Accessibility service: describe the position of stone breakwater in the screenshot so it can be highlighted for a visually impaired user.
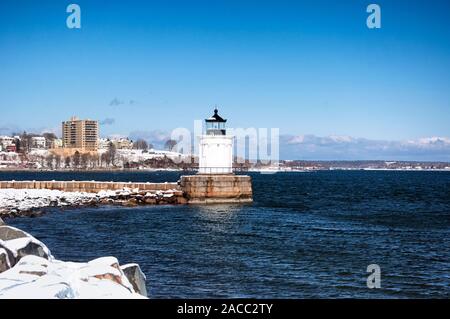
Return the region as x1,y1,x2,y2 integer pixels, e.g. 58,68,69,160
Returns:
0,180,179,193
0,223,147,298
0,188,186,219
0,175,253,218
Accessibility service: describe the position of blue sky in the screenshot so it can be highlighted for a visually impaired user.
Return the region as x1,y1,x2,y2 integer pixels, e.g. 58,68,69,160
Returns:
1,0,450,160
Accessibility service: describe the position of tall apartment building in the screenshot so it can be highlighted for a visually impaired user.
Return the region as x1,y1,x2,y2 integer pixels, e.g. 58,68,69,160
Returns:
62,117,99,151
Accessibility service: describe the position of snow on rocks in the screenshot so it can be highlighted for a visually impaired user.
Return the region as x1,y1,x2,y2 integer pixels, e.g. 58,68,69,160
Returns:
0,189,99,218
0,255,146,299
0,225,147,299
0,187,187,218
0,226,53,263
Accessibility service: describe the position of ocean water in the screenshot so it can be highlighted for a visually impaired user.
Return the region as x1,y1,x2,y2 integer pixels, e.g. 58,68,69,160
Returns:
2,170,450,298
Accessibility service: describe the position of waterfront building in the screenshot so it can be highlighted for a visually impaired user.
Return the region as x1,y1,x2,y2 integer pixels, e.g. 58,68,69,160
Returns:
5,144,16,153
0,136,14,150
31,136,46,149
198,109,233,174
98,137,133,150
113,138,133,150
98,138,111,150
50,138,63,149
62,117,98,152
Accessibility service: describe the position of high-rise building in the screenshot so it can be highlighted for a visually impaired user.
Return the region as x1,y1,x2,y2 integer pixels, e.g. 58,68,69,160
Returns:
62,116,98,151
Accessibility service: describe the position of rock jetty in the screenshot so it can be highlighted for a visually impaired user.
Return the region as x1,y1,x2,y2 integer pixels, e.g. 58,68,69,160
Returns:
0,188,186,219
0,224,147,298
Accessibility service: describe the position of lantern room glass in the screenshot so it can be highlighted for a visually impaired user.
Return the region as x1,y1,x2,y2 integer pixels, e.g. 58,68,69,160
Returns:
206,122,225,131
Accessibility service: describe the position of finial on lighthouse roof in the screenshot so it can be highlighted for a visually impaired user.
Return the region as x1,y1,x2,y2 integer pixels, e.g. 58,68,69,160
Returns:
206,107,226,122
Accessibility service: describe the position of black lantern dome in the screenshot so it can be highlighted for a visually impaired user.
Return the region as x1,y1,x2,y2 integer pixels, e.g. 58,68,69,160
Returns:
205,108,227,135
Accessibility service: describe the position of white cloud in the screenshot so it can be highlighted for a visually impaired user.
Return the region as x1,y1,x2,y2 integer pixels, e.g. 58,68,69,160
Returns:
281,134,450,161
406,137,450,147
100,118,115,125
128,130,171,148
109,98,124,106
0,124,60,137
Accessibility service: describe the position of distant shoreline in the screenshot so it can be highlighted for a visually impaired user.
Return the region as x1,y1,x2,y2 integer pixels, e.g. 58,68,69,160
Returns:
1,167,449,173
0,168,190,173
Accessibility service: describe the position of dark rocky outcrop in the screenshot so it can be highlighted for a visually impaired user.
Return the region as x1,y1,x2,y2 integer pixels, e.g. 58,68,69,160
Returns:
0,226,29,241
121,263,148,297
0,186,189,221
0,247,12,273
14,240,51,261
0,240,15,271
0,226,52,272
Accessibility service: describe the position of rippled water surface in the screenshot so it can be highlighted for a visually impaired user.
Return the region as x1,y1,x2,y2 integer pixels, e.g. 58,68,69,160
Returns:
3,170,450,298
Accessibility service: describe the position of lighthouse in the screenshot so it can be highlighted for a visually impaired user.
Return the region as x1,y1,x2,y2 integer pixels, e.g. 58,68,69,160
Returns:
179,108,252,204
198,108,233,174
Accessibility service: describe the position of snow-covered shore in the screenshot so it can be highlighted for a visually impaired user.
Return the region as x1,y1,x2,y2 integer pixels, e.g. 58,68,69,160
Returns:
0,224,147,298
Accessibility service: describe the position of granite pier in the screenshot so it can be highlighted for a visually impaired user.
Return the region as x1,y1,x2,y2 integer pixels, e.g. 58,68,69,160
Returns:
0,175,253,206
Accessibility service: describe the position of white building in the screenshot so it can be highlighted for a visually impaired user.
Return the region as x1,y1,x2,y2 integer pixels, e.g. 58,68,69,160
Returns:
198,109,233,174
0,136,14,152
113,138,133,150
98,138,111,150
31,136,46,149
51,138,63,149
98,138,133,150
0,136,14,148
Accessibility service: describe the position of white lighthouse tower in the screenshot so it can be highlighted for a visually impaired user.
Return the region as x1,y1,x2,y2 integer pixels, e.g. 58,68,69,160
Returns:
198,108,233,174
180,108,252,203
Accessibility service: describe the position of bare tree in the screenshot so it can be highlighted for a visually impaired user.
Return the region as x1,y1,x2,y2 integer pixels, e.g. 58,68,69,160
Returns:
89,153,99,169
46,154,55,169
65,156,71,168
42,132,57,148
100,153,107,167
133,139,148,151
73,151,81,168
20,131,33,153
164,139,177,151
81,153,89,169
55,155,62,169
107,142,116,166
13,137,22,153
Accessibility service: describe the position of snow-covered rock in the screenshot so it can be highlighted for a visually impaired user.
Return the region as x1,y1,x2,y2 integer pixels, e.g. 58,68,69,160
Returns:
0,255,146,299
0,226,147,299
0,186,186,218
0,225,53,268
6,236,53,261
